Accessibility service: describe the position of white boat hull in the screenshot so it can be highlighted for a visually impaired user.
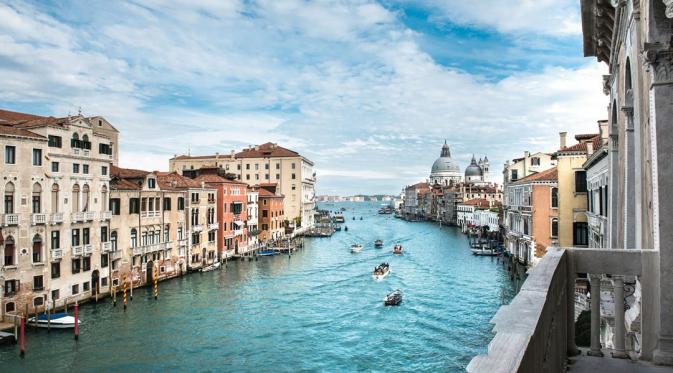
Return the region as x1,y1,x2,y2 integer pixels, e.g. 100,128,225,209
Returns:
373,268,391,281
28,316,80,329
350,245,363,253
201,262,222,272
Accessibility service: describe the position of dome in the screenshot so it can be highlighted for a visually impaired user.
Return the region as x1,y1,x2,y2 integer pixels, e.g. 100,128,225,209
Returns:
429,141,462,186
431,157,460,174
465,155,483,177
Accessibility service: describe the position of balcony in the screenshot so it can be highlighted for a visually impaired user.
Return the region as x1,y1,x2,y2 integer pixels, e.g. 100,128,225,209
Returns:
72,246,83,256
141,211,160,218
32,213,47,225
72,212,85,222
51,213,63,224
101,242,112,253
50,249,63,260
468,248,665,372
234,229,243,236
192,225,203,232
101,211,112,220
83,244,93,255
4,214,18,226
84,211,96,221
132,247,142,256
208,223,219,230
111,250,122,260
178,239,188,247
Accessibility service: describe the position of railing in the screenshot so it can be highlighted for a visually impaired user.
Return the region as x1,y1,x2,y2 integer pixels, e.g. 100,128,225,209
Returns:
4,214,18,226
101,211,112,220
178,239,188,247
132,247,142,256
72,246,84,256
141,211,160,218
51,249,63,260
72,212,85,222
32,213,47,225
164,241,172,250
51,213,63,224
84,211,96,221
101,242,112,253
468,248,653,373
208,223,219,230
192,225,203,232
111,250,122,260
83,244,93,255
234,229,243,236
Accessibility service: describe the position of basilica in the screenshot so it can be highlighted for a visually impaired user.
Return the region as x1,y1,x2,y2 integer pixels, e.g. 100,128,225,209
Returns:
429,141,490,186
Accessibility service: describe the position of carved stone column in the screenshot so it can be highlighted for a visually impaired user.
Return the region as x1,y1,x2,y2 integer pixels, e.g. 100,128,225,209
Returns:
612,276,628,358
588,274,604,357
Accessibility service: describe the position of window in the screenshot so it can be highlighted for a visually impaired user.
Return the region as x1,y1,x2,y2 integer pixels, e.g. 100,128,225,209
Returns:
99,143,113,155
48,135,62,148
177,197,185,210
192,232,201,245
265,163,269,170
292,163,296,169
208,230,216,242
262,210,268,218
163,197,172,211
111,231,118,251
52,289,60,300
102,166,108,176
551,188,558,208
5,302,15,313
531,157,540,166
129,198,140,214
255,174,259,180
32,183,42,213
276,174,280,179
4,182,14,214
51,231,60,250
573,222,589,246
551,219,559,238
4,280,18,296
131,229,137,248
246,175,250,180
72,229,80,246
3,237,15,266
73,163,80,173
191,192,199,203
82,164,89,174
276,163,280,170
164,225,169,242
191,208,199,225
101,226,108,242
291,173,296,180
33,275,44,290
32,235,42,263
81,135,91,150
603,186,608,217
71,133,80,148
51,262,61,279
33,297,44,307
32,149,42,166
83,228,90,245
52,162,59,172
575,171,587,193
148,178,156,188
5,146,16,164
110,198,121,215
246,164,250,170
72,258,81,274
72,284,79,295
82,257,91,271
255,164,259,170
511,169,518,181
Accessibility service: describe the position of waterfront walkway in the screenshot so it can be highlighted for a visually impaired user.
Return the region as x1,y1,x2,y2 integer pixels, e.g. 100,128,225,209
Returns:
570,348,673,372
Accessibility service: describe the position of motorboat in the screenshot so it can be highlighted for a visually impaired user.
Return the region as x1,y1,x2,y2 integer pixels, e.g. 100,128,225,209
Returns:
28,312,81,329
360,217,363,220
471,247,500,256
334,215,345,223
384,290,403,306
201,262,222,272
257,249,277,256
353,216,356,220
340,207,346,212
372,262,390,280
374,239,383,247
344,226,348,232
335,226,342,232
393,244,403,255
350,244,363,253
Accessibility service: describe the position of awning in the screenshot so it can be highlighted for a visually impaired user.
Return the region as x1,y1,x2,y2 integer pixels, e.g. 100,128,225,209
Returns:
234,220,245,227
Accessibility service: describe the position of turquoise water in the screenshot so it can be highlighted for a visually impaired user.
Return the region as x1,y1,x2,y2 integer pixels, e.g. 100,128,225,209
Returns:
0,202,515,372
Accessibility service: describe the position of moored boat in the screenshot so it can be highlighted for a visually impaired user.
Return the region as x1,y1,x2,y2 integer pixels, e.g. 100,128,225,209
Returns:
350,244,363,253
28,312,81,329
471,247,499,256
372,262,390,280
201,261,222,272
384,290,403,306
374,239,383,247
393,244,403,255
344,226,348,232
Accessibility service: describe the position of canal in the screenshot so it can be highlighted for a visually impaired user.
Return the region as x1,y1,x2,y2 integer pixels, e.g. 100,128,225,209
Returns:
0,202,516,372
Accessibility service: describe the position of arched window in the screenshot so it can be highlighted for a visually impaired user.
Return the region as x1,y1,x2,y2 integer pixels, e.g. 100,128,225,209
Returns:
4,236,15,266
51,184,60,213
4,182,15,214
32,234,42,263
154,229,160,244
142,230,148,246
164,224,170,242
551,218,559,238
81,134,90,150
82,184,90,212
72,184,80,213
551,187,558,208
111,231,118,251
32,183,42,214
71,133,80,148
131,228,137,248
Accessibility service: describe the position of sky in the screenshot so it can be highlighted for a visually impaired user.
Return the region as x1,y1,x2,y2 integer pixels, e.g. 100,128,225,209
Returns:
0,0,608,196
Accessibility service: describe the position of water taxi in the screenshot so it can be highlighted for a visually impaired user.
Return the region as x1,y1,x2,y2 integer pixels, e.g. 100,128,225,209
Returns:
350,244,363,253
374,239,383,247
471,247,499,256
372,263,390,280
393,244,403,255
384,290,403,306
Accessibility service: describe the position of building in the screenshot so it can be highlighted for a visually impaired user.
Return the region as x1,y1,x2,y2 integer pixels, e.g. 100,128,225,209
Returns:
168,143,315,230
503,167,559,265
457,198,491,230
464,155,490,185
246,190,259,249
402,182,429,220
193,173,249,257
502,151,556,185
0,109,117,317
584,121,610,248
256,185,285,241
429,141,461,186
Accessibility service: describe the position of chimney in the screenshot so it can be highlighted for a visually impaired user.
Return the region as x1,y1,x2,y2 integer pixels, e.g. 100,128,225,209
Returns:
559,132,567,149
524,151,530,158
215,152,219,160
201,181,205,188
586,141,594,155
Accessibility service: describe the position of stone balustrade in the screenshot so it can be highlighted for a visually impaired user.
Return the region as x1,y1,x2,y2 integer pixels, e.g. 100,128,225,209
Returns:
51,212,63,224
32,213,47,225
468,247,657,372
3,214,19,226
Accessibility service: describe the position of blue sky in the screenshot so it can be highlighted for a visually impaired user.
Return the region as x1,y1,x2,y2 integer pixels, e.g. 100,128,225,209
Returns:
0,0,607,195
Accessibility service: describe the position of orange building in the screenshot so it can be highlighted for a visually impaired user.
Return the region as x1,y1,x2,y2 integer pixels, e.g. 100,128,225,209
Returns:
256,184,285,241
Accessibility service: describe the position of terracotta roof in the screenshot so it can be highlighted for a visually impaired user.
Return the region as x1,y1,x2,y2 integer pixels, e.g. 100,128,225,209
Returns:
558,134,600,153
513,167,558,184
0,109,46,123
0,124,45,139
156,172,203,190
257,188,283,198
235,142,299,158
111,165,150,179
193,174,248,185
463,198,491,208
111,179,141,191
575,133,598,141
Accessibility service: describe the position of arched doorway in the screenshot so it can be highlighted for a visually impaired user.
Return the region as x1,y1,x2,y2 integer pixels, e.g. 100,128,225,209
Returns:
91,269,100,296
146,261,154,285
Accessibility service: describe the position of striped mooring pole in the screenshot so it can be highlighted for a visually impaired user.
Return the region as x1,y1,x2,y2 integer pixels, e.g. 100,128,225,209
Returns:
153,265,158,300
123,274,127,311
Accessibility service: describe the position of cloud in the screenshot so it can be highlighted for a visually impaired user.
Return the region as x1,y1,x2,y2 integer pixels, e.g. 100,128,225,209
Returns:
0,0,606,195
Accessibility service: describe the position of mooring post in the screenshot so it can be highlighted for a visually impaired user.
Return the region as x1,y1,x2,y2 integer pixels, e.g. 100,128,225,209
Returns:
112,285,117,307
74,301,79,340
153,265,158,300
13,315,18,344
47,303,51,332
19,315,25,357
123,274,128,311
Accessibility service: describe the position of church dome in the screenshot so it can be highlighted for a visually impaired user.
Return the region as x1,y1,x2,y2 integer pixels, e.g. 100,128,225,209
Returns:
465,155,483,177
431,142,460,174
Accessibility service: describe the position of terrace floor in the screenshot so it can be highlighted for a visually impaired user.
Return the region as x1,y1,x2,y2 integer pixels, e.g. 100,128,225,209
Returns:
569,348,673,372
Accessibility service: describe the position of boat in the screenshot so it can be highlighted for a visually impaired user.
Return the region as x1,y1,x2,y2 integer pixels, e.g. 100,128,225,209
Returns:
201,261,221,272
374,239,383,247
28,312,81,329
335,226,342,232
372,262,390,280
350,244,363,253
384,290,403,306
344,226,348,232
334,214,345,223
257,249,277,256
360,217,363,220
471,247,500,256
340,207,346,211
393,244,403,255
352,216,356,220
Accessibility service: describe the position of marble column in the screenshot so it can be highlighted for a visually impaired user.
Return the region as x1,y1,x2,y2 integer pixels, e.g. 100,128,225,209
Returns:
612,276,628,358
588,274,604,357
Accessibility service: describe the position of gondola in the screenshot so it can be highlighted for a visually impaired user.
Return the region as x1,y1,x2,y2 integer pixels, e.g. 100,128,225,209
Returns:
372,262,390,280
384,290,403,306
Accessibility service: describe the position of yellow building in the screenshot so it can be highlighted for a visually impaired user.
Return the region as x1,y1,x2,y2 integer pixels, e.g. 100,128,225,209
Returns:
556,132,599,247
